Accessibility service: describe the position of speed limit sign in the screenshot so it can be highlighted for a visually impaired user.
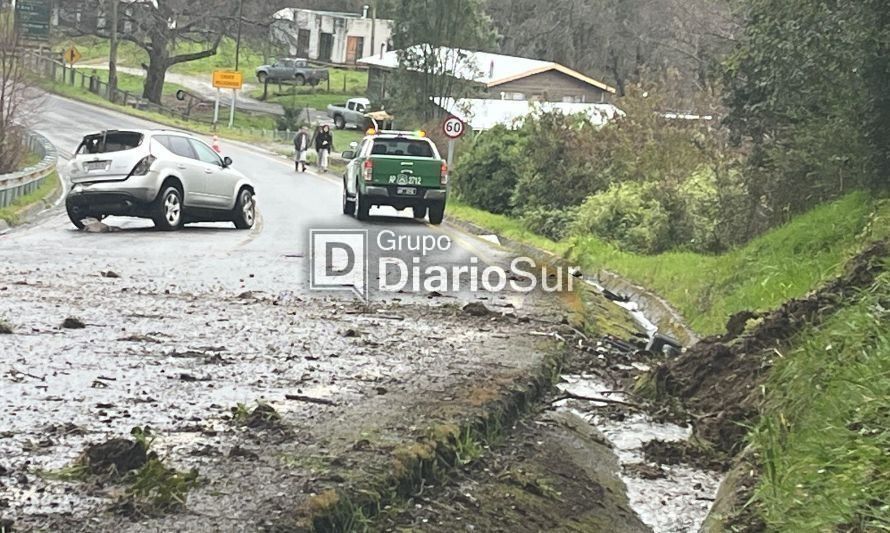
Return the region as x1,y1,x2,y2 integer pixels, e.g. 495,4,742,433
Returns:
443,116,466,139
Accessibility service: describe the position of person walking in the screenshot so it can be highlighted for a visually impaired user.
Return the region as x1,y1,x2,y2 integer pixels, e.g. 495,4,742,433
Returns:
293,127,310,173
315,125,334,173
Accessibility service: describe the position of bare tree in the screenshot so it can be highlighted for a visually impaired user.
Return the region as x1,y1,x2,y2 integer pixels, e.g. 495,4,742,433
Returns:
0,21,41,174
59,0,239,104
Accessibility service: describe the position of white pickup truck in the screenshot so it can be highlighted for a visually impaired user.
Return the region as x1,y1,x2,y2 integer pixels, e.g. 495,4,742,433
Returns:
326,98,371,130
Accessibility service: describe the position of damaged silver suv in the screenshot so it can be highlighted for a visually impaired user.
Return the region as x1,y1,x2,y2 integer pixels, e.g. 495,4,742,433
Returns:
65,129,256,231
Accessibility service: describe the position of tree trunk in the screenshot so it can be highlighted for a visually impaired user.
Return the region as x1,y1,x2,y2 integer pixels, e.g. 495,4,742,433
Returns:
143,50,169,104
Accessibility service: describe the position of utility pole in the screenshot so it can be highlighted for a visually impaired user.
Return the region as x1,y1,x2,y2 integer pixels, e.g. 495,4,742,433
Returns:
369,1,377,58
108,0,119,97
230,0,243,128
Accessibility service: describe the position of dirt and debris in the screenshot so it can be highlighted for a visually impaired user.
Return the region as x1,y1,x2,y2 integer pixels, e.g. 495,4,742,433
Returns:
461,301,492,316
84,439,148,477
645,240,888,454
61,317,86,329
0,321,11,335
641,439,725,472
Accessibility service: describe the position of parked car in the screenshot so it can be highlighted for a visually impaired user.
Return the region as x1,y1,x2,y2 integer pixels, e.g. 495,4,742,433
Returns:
255,58,329,86
341,130,448,224
327,98,372,130
65,129,256,231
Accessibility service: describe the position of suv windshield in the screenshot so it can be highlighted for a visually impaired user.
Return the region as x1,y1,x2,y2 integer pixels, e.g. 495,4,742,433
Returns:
77,131,143,155
370,139,435,157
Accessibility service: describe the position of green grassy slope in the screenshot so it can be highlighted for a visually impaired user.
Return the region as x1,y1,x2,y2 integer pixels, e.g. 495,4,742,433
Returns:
748,268,889,530
447,191,890,335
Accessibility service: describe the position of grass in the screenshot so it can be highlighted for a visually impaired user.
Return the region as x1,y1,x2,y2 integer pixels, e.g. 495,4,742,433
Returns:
447,192,890,335
747,269,889,531
36,77,280,144
72,68,186,99
56,36,267,81
249,67,368,110
0,172,59,226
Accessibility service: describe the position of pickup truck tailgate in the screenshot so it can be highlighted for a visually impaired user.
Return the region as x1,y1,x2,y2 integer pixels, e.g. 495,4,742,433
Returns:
371,156,442,188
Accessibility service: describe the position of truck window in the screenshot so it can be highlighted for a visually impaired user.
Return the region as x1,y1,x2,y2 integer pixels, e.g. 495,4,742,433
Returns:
347,102,355,111
370,139,435,158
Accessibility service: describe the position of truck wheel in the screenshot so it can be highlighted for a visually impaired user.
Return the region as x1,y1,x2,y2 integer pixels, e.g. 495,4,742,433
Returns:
428,202,445,225
334,115,346,130
412,206,427,219
232,188,256,230
342,181,356,215
294,74,306,86
152,186,185,231
356,189,371,221
257,72,267,83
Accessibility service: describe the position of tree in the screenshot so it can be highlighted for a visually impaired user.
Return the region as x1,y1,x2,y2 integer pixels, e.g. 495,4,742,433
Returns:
60,0,238,104
0,19,40,173
388,0,496,120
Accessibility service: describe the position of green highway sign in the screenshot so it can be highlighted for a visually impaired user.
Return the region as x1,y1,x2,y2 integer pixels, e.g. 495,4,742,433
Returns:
15,0,52,41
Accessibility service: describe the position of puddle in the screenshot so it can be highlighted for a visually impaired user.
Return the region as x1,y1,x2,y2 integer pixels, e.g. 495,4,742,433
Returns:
556,376,722,533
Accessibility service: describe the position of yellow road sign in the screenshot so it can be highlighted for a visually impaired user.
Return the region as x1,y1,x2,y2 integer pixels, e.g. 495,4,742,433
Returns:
212,70,243,90
63,46,82,65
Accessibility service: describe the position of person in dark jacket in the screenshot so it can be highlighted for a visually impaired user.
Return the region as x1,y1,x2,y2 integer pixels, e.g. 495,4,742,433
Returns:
293,127,310,172
315,125,334,172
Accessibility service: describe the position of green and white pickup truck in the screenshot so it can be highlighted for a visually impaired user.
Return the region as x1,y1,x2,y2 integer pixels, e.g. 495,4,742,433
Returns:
341,130,448,224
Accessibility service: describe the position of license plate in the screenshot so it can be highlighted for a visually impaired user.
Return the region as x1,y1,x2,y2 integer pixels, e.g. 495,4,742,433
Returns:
396,187,416,196
86,161,108,171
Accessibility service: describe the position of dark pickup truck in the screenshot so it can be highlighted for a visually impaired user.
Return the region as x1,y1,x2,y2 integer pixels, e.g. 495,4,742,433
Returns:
255,58,329,86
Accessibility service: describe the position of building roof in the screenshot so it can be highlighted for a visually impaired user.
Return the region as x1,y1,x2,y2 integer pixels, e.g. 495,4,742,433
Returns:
359,46,616,94
433,98,624,131
273,8,382,21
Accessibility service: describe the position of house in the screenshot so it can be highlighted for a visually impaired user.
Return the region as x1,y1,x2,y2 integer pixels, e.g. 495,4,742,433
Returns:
358,46,616,103
271,7,393,65
434,97,624,132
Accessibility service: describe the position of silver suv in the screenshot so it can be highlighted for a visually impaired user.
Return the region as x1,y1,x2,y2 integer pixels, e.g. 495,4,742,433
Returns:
65,129,256,231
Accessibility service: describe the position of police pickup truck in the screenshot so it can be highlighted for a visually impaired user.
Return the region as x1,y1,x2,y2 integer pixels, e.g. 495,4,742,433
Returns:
341,130,448,224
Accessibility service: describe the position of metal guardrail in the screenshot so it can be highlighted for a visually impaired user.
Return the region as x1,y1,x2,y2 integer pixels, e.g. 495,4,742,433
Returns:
0,131,58,209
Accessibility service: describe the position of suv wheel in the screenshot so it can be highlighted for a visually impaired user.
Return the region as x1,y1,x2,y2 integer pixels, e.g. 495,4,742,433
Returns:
233,188,256,229
428,202,445,225
342,181,356,215
66,201,86,230
412,206,427,219
356,188,371,221
153,186,185,231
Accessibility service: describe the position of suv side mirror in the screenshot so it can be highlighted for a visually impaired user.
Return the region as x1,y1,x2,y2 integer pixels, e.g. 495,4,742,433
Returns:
223,156,233,167
341,150,355,160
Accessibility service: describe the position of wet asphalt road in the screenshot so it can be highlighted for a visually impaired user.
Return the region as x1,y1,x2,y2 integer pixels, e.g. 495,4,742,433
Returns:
6,92,517,303
0,93,555,528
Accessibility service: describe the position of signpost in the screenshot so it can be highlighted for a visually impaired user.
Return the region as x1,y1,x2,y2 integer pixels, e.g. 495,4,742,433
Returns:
211,70,244,126
15,0,51,41
442,116,466,169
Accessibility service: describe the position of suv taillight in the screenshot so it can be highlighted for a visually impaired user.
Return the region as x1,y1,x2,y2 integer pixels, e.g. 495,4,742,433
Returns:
363,159,373,182
440,161,449,186
130,155,156,177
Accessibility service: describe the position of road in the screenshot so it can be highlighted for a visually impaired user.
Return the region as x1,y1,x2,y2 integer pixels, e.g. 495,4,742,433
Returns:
0,93,567,530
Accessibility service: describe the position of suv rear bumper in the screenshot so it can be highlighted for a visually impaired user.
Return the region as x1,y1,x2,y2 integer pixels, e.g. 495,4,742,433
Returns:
66,189,156,218
363,186,446,209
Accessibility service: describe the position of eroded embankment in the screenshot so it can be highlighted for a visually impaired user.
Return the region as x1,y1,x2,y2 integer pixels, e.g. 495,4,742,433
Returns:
636,240,888,530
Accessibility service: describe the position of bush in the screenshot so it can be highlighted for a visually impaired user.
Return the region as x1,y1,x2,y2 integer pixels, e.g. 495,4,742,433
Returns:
518,206,579,241
572,182,672,253
679,167,751,252
276,105,308,131
452,125,521,214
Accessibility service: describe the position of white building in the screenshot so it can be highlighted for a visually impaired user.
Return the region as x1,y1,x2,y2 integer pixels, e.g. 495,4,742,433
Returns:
434,97,624,132
271,7,393,65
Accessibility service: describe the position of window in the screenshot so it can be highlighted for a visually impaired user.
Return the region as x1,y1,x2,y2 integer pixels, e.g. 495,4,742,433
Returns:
370,139,435,158
501,92,526,101
189,139,222,166
561,95,585,103
156,135,197,159
77,131,143,154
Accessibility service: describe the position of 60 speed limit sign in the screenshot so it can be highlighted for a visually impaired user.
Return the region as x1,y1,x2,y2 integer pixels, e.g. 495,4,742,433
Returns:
442,116,466,139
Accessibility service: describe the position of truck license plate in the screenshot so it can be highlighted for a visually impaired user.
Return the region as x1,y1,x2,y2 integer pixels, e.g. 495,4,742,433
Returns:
396,187,416,196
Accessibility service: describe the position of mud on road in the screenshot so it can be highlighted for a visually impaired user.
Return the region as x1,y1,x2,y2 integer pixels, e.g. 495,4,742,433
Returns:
0,251,570,531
